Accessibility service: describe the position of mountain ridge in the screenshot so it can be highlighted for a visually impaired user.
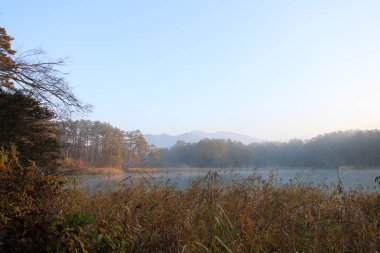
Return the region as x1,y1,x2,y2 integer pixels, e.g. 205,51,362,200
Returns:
145,131,263,148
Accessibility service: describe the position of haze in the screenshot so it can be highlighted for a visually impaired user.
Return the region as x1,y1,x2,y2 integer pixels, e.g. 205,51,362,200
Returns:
2,0,380,141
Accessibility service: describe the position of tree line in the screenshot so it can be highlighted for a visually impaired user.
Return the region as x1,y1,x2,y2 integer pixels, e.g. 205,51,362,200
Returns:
159,130,380,168
57,120,159,169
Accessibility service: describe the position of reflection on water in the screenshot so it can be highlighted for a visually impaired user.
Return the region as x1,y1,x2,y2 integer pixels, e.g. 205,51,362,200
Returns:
68,167,380,193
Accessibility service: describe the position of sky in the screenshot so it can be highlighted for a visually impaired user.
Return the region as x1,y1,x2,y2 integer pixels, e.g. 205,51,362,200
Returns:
2,1,380,141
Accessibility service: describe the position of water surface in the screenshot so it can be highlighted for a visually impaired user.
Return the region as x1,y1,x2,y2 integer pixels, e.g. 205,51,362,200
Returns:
69,167,380,192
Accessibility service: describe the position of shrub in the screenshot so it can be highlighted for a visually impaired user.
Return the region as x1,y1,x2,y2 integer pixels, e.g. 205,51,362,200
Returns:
0,145,65,252
0,146,126,252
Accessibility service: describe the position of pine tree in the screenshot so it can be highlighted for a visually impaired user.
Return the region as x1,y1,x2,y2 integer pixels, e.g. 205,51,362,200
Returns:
0,91,61,174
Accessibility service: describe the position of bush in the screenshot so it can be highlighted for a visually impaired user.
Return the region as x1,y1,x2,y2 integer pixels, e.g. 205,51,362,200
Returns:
0,146,126,252
0,145,64,252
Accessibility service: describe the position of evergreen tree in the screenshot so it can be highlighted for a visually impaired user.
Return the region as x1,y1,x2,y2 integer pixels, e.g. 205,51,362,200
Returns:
0,91,61,174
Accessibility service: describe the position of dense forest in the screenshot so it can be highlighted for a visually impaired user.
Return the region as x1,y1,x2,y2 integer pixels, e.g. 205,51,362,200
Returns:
160,130,380,168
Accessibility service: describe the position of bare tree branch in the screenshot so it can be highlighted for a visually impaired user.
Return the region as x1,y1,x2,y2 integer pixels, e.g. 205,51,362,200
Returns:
0,28,91,118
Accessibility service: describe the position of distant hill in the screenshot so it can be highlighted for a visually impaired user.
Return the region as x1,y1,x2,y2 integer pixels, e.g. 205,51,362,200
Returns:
145,131,263,148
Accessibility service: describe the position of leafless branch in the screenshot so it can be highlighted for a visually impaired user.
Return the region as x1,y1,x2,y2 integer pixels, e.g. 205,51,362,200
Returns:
2,49,91,117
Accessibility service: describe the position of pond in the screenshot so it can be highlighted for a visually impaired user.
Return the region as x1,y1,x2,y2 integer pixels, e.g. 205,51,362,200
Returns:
68,167,380,193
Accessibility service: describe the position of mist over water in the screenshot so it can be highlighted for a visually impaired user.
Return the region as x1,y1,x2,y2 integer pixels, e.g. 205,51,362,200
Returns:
70,167,380,193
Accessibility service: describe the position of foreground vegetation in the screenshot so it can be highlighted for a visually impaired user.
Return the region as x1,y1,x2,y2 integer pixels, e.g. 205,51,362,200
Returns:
2,148,379,252
65,179,380,252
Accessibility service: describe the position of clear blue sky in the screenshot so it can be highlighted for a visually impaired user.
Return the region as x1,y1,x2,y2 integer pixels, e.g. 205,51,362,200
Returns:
2,1,380,141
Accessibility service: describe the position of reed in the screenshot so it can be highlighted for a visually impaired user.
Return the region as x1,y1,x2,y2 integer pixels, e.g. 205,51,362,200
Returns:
64,173,380,252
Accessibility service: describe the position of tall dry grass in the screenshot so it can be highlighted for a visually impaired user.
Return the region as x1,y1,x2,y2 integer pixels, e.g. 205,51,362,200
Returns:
64,173,380,252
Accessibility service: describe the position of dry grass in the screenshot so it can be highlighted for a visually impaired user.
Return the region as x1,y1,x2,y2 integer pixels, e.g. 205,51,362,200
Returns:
63,173,380,252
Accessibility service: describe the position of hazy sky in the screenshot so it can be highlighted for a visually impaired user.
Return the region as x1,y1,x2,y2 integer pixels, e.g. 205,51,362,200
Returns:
2,1,380,141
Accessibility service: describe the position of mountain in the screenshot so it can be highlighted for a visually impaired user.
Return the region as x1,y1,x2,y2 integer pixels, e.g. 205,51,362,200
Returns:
145,131,263,148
